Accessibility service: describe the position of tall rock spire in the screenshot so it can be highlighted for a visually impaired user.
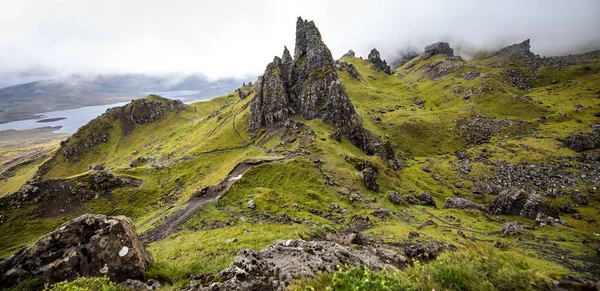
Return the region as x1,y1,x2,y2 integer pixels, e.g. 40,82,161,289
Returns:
249,17,400,170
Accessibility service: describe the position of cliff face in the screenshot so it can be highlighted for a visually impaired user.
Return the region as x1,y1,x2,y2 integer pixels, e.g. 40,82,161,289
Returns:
249,17,399,169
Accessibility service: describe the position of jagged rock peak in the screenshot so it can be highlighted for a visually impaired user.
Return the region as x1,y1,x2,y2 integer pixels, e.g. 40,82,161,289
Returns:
249,17,400,170
368,48,392,74
496,39,534,57
421,42,454,60
343,49,356,58
294,17,322,60
282,46,293,64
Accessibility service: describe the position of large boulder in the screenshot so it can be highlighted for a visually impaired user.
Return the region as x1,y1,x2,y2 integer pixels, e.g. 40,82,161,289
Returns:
0,214,153,288
360,166,379,191
421,42,454,60
189,239,408,290
488,188,559,219
565,131,600,152
443,197,486,212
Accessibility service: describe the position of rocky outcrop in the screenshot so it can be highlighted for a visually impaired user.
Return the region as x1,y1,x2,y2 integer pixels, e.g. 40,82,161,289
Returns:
443,197,486,212
565,130,600,152
417,192,436,207
56,95,186,162
342,49,355,58
488,188,559,219
0,171,140,217
368,48,392,74
0,214,152,288
249,17,400,170
336,61,361,79
360,166,379,191
495,39,535,58
421,42,454,60
188,239,408,290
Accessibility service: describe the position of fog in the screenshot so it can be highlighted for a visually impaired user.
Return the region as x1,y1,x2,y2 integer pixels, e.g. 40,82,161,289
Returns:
1,0,599,86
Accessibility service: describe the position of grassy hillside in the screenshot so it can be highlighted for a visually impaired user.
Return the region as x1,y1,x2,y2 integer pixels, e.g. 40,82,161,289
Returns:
1,47,600,290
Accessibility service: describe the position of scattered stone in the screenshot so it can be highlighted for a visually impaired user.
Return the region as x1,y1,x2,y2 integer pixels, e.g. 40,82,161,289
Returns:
417,192,436,207
119,279,161,291
408,231,420,239
572,213,583,220
388,191,403,205
443,197,486,212
89,164,104,171
494,241,507,249
461,71,480,80
325,232,366,245
421,42,454,60
247,200,256,209
0,214,152,288
402,241,456,261
360,166,379,191
501,221,525,236
368,48,392,74
225,238,238,243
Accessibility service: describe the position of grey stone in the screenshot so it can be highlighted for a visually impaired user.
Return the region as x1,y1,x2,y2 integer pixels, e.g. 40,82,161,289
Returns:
0,214,152,288
421,42,454,60
368,48,392,74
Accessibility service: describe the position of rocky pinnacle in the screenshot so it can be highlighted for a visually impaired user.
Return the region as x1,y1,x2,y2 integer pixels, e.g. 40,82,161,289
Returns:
249,17,400,170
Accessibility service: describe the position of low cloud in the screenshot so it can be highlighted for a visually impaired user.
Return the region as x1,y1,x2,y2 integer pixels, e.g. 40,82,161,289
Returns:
1,0,599,85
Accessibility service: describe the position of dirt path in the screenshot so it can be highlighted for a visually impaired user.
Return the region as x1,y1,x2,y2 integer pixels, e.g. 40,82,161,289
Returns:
140,155,298,243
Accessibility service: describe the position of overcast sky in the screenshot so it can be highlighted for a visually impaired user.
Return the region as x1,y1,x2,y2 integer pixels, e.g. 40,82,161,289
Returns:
1,0,599,83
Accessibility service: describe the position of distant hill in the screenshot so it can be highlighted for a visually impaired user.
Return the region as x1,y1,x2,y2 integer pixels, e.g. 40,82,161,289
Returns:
0,73,246,123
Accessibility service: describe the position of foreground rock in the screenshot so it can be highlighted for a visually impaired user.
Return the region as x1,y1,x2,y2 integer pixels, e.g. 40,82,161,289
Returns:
188,239,408,290
421,42,454,60
565,130,600,152
0,214,153,288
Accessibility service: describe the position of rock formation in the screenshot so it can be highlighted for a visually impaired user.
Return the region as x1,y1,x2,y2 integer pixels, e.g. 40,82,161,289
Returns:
368,48,392,74
565,129,600,152
443,197,487,212
189,239,408,290
249,17,400,169
421,42,454,60
0,214,152,288
342,49,355,58
336,61,361,79
488,188,559,219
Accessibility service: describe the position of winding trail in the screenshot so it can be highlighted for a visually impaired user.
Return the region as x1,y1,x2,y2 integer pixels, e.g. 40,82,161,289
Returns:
140,155,298,243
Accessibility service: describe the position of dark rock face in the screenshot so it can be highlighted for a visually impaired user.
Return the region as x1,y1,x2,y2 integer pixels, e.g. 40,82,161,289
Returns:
388,191,403,205
368,48,392,74
0,171,139,216
249,17,400,170
496,39,535,58
488,188,559,219
443,197,486,212
0,214,152,288
190,239,407,290
342,49,355,58
565,130,600,152
417,192,436,207
421,42,454,60
360,166,379,191
336,61,361,79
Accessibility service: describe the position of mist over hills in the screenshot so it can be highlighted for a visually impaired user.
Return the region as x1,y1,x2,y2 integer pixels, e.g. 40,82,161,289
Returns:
0,73,246,123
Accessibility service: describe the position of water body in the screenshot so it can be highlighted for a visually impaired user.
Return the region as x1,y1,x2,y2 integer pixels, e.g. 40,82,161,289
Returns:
0,91,215,134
